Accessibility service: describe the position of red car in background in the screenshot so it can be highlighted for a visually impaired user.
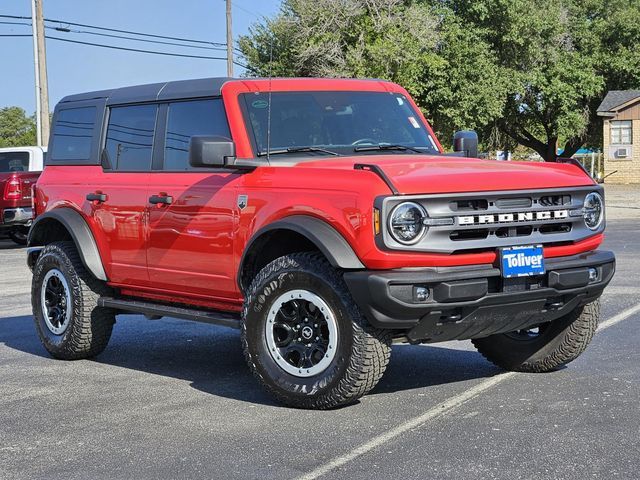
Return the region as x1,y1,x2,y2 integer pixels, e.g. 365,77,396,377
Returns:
0,146,44,245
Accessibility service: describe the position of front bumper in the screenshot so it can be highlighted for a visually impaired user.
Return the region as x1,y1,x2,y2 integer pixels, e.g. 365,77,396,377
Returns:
1,207,33,227
344,250,615,343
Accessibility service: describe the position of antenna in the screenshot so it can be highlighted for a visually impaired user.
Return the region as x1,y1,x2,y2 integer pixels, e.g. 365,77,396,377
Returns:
266,34,274,165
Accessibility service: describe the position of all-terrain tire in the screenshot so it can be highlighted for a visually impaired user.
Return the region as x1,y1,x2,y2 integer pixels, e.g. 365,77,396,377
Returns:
472,300,600,372
32,241,115,359
241,252,392,409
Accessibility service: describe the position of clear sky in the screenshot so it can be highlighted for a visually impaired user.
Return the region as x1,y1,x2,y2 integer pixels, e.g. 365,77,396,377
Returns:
0,0,282,113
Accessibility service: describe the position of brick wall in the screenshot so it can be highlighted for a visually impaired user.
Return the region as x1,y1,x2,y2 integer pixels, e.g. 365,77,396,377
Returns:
603,118,640,184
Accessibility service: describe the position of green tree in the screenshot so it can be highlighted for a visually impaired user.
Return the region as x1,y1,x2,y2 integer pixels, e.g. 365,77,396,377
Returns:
437,0,633,160
238,0,506,148
239,0,640,160
0,107,37,148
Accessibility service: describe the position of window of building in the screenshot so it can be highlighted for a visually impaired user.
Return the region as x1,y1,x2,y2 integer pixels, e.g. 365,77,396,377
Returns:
105,104,157,171
610,120,632,145
50,106,96,161
163,99,230,170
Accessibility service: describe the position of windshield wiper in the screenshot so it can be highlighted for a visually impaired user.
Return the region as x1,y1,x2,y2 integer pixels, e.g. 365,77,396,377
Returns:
353,144,424,154
257,146,340,157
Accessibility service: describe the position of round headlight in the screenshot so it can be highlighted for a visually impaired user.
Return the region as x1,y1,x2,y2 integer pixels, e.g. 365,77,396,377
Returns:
583,192,604,230
388,202,427,244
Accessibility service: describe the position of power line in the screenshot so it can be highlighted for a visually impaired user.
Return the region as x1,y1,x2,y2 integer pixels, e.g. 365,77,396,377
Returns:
50,26,229,52
0,14,227,47
0,32,250,68
46,36,229,60
0,15,244,54
231,0,263,19
0,20,31,27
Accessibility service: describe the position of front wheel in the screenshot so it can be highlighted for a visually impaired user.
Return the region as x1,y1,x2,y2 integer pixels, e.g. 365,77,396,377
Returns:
472,300,600,372
241,253,391,409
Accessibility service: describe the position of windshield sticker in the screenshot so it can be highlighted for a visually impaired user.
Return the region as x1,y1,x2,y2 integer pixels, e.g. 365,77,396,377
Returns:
408,116,421,129
252,100,269,109
396,97,405,105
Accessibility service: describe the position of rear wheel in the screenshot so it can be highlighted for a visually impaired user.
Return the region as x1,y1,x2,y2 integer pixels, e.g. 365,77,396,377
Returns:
472,300,600,372
242,253,391,409
32,241,115,359
9,227,28,245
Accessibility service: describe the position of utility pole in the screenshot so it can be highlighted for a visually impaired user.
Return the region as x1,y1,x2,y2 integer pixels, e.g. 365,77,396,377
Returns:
226,0,234,77
31,0,50,146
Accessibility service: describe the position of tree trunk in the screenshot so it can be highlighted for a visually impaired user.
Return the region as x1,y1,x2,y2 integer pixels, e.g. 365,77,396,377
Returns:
541,137,558,162
560,137,584,159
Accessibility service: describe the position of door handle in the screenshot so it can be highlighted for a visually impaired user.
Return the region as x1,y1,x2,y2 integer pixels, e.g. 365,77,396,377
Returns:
86,192,107,203
149,194,173,205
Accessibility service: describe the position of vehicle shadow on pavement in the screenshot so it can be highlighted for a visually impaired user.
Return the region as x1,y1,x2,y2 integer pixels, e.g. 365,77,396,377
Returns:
0,240,24,250
0,314,501,407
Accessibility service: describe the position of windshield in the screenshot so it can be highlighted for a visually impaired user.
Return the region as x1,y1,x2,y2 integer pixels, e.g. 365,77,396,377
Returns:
241,91,439,156
0,152,29,172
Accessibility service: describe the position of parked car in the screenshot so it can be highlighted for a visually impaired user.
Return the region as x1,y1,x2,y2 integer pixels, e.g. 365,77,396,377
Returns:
27,78,614,409
0,146,44,245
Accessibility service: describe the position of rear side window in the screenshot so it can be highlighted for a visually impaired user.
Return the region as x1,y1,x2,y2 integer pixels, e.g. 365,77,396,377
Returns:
105,104,157,171
50,106,96,161
0,151,29,172
163,99,230,170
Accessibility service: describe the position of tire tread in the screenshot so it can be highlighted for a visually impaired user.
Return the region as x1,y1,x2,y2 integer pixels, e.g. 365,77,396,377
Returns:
241,252,391,409
472,301,599,373
32,241,114,360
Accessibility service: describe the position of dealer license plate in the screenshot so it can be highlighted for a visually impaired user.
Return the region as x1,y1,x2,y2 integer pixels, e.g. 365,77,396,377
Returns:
500,245,545,278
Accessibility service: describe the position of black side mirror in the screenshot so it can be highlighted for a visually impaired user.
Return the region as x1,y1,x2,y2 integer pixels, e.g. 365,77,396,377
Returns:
189,136,236,168
453,130,478,158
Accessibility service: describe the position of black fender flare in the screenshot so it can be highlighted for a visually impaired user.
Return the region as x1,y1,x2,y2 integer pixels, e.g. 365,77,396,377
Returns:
238,215,365,288
28,208,108,281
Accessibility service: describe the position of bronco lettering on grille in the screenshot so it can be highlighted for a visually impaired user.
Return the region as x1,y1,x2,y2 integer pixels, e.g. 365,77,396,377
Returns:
458,210,569,226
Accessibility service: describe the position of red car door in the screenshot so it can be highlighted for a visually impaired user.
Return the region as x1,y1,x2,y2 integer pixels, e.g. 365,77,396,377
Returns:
146,98,240,302
90,103,157,286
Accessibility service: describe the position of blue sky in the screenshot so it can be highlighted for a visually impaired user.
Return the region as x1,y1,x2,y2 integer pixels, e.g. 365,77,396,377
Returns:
0,0,282,113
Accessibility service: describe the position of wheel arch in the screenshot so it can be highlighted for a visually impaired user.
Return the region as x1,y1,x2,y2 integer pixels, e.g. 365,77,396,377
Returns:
238,215,365,292
28,208,108,281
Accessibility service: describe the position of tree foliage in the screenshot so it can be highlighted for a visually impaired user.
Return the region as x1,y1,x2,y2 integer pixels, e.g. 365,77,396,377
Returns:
238,0,504,147
239,0,640,160
0,107,36,148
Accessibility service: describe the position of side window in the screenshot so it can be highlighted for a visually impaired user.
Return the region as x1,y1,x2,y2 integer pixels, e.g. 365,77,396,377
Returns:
105,104,157,171
163,99,230,170
50,106,96,161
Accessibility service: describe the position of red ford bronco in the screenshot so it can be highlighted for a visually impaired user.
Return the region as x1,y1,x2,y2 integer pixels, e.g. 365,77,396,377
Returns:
28,78,614,409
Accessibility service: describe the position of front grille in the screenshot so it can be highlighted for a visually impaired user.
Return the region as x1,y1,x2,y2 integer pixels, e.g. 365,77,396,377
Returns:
380,186,604,253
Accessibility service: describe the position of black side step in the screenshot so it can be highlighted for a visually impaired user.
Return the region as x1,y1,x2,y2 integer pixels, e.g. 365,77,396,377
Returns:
98,297,242,329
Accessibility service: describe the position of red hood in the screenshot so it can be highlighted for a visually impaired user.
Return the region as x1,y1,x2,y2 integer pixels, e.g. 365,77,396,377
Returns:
298,155,595,194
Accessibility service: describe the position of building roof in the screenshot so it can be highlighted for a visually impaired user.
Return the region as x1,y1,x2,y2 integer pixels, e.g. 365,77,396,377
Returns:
597,90,640,114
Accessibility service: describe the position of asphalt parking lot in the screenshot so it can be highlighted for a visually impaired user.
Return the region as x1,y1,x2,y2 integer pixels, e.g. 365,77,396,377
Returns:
1,187,639,480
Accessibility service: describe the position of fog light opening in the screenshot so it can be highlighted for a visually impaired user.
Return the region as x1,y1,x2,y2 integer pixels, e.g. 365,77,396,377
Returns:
413,286,430,302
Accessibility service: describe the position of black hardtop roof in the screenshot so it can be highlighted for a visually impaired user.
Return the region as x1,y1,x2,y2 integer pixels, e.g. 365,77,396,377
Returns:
58,77,392,106
59,77,233,105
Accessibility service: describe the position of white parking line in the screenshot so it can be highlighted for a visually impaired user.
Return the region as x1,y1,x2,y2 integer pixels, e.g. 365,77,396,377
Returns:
297,304,640,480
598,303,640,331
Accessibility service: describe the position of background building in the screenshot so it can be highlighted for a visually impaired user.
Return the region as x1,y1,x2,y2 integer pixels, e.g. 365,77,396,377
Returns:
598,90,640,184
